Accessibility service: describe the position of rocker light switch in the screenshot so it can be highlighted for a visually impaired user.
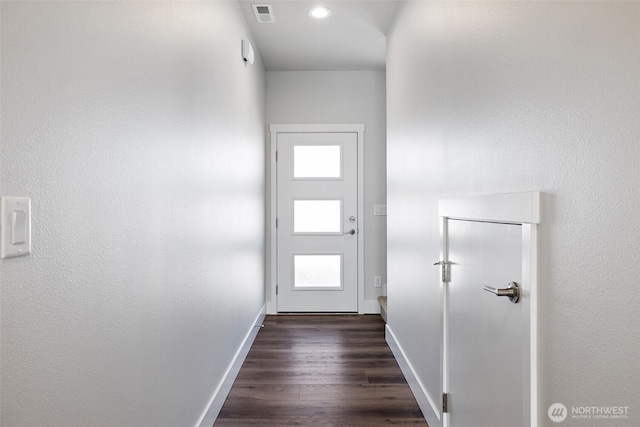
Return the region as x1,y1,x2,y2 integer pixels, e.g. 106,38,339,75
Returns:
1,197,31,259
12,210,27,244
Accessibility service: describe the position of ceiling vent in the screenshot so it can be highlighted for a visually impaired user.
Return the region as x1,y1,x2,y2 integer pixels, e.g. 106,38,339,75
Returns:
252,4,275,23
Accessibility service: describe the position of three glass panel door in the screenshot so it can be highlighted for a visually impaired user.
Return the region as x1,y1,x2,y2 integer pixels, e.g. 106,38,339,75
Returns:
276,132,358,312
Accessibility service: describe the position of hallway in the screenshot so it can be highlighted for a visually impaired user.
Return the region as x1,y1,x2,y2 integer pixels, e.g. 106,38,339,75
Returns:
214,315,427,426
2,1,639,425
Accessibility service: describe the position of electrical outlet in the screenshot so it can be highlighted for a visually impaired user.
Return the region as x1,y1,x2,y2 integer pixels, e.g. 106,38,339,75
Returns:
374,276,382,288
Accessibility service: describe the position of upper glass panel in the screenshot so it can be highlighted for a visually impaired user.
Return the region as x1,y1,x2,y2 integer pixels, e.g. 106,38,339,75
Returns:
293,145,341,178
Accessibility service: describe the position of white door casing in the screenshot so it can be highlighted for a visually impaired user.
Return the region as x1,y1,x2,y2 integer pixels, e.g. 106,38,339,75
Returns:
439,192,539,427
268,124,365,314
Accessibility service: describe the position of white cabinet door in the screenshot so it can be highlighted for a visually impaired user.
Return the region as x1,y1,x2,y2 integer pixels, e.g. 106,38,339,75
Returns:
446,219,528,426
276,132,358,312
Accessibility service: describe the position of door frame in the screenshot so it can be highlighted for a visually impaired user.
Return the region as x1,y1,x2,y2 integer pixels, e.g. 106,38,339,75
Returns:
438,191,540,427
267,124,365,314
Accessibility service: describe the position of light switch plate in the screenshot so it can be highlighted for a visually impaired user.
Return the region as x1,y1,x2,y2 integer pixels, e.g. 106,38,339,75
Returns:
374,204,387,216
1,197,31,259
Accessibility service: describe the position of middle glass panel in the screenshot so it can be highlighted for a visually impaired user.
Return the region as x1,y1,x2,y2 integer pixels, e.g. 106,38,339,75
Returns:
293,199,342,233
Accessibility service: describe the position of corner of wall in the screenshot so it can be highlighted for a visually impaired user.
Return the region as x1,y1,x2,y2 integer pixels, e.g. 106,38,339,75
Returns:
385,324,442,427
196,305,266,427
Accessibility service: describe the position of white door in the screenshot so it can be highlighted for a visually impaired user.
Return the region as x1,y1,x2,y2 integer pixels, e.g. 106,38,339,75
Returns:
445,219,529,426
276,132,358,312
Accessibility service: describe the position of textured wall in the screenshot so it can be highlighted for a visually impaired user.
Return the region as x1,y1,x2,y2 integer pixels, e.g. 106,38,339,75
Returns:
266,71,387,312
387,1,640,425
0,1,265,426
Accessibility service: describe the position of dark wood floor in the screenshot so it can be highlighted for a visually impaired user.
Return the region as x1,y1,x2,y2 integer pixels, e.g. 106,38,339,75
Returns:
214,315,428,426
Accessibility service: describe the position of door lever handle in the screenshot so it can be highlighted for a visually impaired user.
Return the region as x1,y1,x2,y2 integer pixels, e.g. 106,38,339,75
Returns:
482,282,520,303
344,229,356,235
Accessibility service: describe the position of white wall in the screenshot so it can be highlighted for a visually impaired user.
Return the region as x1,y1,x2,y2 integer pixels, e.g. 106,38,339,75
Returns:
387,1,640,425
266,71,387,313
0,2,265,426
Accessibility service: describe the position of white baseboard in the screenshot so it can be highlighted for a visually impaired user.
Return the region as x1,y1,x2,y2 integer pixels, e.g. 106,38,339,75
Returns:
364,298,381,314
196,305,266,427
386,324,442,427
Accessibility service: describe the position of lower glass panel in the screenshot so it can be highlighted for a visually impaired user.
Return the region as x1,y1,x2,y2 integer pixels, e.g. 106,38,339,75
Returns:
294,254,342,289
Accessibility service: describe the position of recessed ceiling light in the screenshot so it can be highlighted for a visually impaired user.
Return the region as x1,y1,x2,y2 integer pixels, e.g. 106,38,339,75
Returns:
308,7,331,19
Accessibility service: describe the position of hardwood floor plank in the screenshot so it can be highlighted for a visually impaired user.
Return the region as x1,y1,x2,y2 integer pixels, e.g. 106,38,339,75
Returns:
234,370,369,385
215,417,429,426
240,358,401,370
214,315,428,426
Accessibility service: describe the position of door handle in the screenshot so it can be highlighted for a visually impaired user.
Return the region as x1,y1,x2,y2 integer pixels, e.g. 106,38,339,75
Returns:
344,229,356,235
482,282,520,303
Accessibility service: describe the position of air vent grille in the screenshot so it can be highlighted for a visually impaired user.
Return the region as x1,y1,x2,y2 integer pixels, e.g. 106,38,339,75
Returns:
252,4,275,23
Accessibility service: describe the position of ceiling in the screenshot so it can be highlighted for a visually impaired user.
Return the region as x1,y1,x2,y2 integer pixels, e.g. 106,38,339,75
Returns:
239,0,400,71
